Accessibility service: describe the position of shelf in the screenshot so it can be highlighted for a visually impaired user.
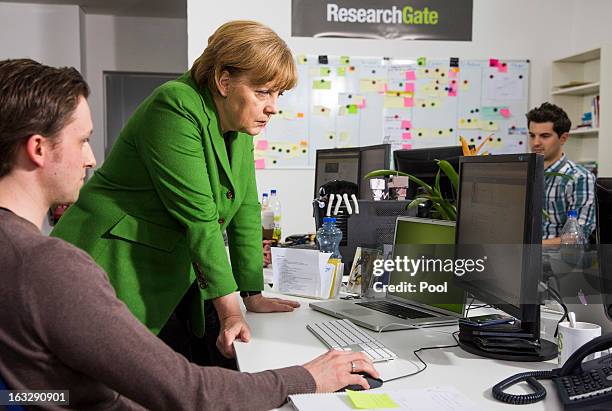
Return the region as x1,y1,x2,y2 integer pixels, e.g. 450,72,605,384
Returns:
570,128,599,136
552,82,599,96
554,48,600,63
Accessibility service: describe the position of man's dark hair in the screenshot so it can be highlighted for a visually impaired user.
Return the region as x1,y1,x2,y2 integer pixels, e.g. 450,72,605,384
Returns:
526,102,571,137
0,59,89,178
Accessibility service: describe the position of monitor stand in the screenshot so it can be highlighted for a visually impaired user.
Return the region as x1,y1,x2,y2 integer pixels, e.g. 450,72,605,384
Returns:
458,319,557,362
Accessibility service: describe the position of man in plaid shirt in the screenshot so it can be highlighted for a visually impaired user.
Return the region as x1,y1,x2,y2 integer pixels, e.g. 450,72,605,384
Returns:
527,102,596,245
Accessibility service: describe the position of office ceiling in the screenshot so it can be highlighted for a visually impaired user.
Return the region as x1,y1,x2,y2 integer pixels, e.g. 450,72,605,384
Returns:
0,0,186,18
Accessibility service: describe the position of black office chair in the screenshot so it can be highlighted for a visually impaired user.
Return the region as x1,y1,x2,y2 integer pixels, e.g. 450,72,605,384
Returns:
596,178,612,319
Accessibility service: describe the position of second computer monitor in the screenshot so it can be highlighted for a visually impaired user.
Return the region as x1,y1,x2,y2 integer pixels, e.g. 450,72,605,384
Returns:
393,145,464,200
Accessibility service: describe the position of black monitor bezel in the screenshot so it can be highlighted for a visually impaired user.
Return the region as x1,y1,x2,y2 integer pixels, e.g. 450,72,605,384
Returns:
454,153,543,322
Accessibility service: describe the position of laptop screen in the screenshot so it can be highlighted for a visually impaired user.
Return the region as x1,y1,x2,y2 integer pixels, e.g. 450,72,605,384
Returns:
388,217,465,315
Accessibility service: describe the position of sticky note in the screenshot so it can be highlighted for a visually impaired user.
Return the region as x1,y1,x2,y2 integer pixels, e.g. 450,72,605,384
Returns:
282,110,294,120
320,67,331,77
296,112,304,118
448,88,457,97
402,143,412,150
401,120,412,129
383,96,404,109
337,67,346,77
313,79,331,90
360,79,386,93
448,69,458,78
340,132,350,141
405,70,416,81
498,63,508,73
500,108,511,118
255,140,269,150
254,159,266,169
340,56,350,65
348,104,358,114
299,140,308,147
482,120,499,131
417,57,426,66
297,55,307,64
402,132,412,140
356,97,366,109
404,82,415,93
403,97,414,107
489,58,499,67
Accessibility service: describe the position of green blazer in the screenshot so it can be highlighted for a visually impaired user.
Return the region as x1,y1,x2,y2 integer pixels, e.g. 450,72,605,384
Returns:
52,72,263,336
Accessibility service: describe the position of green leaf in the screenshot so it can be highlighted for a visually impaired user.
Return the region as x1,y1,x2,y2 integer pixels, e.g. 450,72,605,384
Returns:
545,171,574,181
407,198,430,209
434,170,442,196
363,169,409,179
436,159,459,194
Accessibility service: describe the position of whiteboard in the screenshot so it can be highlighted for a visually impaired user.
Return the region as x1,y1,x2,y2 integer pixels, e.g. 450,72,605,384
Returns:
254,55,530,169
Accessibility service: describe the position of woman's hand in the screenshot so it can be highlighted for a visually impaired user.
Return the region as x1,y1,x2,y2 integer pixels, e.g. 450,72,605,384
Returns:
216,314,251,358
243,294,301,313
303,350,379,392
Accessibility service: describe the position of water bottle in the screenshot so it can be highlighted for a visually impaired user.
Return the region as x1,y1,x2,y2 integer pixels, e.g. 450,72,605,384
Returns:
560,210,586,266
261,193,274,236
316,217,343,260
269,189,282,242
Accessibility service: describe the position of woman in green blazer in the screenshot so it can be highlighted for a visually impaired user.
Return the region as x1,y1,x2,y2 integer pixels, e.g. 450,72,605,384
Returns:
52,20,299,363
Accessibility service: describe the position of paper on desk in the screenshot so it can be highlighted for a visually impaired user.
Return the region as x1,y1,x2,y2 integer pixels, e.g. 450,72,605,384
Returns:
271,248,332,298
289,386,477,411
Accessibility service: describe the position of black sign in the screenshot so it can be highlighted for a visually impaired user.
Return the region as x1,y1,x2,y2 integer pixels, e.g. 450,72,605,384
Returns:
292,0,473,41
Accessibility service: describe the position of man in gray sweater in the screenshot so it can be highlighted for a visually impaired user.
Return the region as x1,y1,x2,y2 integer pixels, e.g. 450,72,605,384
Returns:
0,59,377,410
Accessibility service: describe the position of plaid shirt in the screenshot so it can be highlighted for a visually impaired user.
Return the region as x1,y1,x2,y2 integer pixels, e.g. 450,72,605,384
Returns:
543,154,596,240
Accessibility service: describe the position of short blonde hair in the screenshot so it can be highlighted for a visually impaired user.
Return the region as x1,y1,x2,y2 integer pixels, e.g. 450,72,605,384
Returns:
191,21,297,95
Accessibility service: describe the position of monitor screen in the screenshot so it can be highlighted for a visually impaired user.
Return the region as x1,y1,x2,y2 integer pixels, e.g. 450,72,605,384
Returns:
389,217,465,316
394,146,464,200
454,154,543,320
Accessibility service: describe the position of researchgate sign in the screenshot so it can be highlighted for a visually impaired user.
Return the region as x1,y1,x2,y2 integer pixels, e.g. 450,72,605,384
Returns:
292,0,473,41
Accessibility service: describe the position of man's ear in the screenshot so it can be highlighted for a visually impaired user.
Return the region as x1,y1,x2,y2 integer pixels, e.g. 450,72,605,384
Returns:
559,131,569,146
215,70,231,97
25,134,47,167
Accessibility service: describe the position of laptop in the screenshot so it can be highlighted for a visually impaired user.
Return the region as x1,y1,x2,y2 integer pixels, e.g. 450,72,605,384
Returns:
310,216,466,331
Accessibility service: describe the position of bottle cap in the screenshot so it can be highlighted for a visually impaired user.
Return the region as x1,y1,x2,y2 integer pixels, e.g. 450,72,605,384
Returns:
322,217,336,223
567,210,578,218
271,189,277,194
262,193,268,197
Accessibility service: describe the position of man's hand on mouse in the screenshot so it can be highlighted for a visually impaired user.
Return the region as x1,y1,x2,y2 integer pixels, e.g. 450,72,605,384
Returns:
302,350,379,392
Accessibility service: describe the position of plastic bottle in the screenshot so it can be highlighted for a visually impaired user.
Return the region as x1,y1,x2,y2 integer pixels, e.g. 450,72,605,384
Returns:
269,189,282,242
261,193,274,232
316,217,343,260
560,210,586,266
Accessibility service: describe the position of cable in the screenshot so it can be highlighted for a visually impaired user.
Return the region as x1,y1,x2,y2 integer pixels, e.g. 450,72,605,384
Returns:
492,370,555,405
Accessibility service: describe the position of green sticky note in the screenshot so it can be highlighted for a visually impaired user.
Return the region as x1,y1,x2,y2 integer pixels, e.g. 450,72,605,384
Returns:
346,390,399,409
313,79,332,90
340,56,350,65
417,56,426,66
337,67,346,77
348,104,358,114
320,67,331,77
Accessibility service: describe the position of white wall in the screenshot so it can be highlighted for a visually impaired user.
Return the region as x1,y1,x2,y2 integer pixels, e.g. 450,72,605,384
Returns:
0,2,81,69
187,0,587,236
83,14,188,162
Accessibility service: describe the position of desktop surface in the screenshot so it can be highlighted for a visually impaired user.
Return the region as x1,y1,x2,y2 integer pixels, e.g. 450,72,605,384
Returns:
236,290,563,410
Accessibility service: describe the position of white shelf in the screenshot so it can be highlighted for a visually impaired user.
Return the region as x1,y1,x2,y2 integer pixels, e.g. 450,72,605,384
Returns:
570,128,599,136
552,82,599,96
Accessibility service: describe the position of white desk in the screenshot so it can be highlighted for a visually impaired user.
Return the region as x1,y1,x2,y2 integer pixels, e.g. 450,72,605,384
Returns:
236,291,564,410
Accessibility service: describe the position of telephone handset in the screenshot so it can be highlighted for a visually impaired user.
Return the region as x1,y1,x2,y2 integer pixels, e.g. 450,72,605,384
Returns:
493,333,612,408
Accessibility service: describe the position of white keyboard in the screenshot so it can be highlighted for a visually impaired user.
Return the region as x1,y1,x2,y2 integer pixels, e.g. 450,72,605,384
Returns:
307,319,398,362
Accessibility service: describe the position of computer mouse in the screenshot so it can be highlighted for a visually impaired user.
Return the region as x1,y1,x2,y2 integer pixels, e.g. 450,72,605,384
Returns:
337,372,383,392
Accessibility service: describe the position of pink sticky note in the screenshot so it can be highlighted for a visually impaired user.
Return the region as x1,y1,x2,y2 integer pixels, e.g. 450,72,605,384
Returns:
405,70,416,81
402,132,412,140
402,143,412,150
403,97,414,107
448,88,457,97
448,70,458,78
500,108,511,118
357,100,366,109
401,120,412,129
255,140,269,150
489,58,499,67
254,159,265,169
404,82,415,93
498,63,508,73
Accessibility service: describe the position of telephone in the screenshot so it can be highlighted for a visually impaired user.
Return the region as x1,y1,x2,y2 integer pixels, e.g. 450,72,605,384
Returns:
493,333,612,409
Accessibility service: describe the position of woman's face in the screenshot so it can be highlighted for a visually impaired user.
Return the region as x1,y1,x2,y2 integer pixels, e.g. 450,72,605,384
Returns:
217,72,281,136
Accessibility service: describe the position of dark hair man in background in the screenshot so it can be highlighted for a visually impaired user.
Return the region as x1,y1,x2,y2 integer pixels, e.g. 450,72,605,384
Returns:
0,58,376,410
526,102,596,245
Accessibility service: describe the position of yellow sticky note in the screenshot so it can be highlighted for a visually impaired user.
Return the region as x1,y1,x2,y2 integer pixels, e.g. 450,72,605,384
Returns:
340,56,350,65
346,390,399,409
297,55,307,64
313,79,332,90
337,67,346,77
383,95,404,109
359,79,386,93
320,67,332,77
313,105,331,116
482,120,499,131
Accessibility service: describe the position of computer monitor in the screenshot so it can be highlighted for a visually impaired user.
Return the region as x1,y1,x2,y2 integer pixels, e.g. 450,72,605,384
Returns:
391,217,465,317
393,145,464,200
597,178,612,320
314,144,390,199
454,153,556,360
